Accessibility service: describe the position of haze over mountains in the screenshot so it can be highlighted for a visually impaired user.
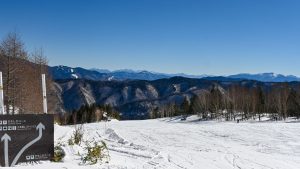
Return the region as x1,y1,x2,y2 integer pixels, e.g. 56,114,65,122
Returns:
50,65,300,82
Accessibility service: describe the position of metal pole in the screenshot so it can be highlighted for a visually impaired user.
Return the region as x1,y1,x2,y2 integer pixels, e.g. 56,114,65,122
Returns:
0,72,5,115
42,74,47,114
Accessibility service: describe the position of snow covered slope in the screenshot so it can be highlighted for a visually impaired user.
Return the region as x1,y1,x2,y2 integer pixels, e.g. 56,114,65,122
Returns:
15,119,300,169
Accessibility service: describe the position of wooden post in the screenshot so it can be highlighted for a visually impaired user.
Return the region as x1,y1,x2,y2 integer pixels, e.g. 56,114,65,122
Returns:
42,74,47,114
0,72,5,115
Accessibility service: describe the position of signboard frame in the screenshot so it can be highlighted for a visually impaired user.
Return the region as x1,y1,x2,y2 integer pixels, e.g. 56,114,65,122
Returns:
0,114,54,167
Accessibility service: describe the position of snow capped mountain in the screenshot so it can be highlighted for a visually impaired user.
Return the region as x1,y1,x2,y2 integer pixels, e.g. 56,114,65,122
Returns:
110,70,169,81
50,66,169,81
228,73,300,82
49,66,110,81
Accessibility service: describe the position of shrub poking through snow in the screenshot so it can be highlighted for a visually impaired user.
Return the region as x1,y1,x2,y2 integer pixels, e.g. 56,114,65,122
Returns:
68,137,74,146
82,141,109,165
56,124,110,165
52,146,65,162
69,125,84,145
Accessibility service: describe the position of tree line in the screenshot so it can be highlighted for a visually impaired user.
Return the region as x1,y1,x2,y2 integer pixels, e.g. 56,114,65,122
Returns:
0,32,49,114
55,104,121,125
150,83,300,121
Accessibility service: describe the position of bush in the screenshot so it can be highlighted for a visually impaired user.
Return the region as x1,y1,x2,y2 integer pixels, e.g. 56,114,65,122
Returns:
52,146,65,162
68,125,84,145
82,141,109,165
68,138,74,146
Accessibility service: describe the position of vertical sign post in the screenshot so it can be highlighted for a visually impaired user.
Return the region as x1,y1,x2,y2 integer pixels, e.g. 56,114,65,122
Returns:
42,74,47,114
0,72,5,115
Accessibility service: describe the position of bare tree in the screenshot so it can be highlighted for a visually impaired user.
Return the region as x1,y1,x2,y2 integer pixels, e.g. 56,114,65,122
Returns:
192,90,210,119
0,33,50,114
0,32,28,114
30,48,49,113
267,83,289,120
209,84,224,119
94,108,103,121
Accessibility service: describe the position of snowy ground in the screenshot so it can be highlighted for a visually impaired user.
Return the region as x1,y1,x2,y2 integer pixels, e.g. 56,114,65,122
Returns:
15,116,300,169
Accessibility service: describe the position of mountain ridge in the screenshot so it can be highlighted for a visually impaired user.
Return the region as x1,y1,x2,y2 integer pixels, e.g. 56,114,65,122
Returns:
50,65,300,82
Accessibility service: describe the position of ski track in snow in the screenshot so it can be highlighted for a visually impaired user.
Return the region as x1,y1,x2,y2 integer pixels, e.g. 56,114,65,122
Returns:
14,119,300,169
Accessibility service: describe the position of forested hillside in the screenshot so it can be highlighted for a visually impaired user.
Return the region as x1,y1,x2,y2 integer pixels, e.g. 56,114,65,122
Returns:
56,77,300,121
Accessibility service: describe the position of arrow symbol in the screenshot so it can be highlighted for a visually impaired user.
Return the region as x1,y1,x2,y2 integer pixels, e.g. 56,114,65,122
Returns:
1,133,11,167
36,122,45,136
10,122,45,167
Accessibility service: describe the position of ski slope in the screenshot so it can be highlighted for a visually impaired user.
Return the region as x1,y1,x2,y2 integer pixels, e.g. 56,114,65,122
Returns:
15,117,300,169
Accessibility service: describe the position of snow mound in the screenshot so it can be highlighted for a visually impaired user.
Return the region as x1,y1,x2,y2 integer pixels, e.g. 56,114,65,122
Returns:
105,128,127,144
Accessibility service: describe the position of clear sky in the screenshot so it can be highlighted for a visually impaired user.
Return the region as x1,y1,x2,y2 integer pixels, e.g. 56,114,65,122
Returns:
0,0,299,76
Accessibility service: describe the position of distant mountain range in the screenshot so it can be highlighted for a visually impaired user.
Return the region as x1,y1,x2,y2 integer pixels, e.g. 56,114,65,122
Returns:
227,73,300,82
46,65,300,117
49,65,300,82
2,56,299,118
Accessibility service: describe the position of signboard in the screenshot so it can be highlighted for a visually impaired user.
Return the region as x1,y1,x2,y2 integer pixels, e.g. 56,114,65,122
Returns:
0,114,54,167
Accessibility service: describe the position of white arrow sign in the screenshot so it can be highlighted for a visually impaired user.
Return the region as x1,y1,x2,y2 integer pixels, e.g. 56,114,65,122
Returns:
1,133,11,167
10,123,45,167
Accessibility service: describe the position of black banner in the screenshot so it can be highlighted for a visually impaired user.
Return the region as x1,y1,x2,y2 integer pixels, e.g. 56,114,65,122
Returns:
0,114,54,167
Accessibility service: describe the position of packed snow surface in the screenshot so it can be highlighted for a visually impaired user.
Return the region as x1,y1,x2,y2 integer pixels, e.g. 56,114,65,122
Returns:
15,117,300,169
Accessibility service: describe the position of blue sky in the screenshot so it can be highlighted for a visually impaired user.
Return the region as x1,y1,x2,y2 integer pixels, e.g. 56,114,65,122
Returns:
0,0,299,76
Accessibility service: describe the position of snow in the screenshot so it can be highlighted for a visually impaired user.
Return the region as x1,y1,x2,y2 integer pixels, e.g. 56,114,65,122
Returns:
108,76,114,81
15,118,300,169
71,74,78,79
80,87,95,105
3,105,20,114
173,84,181,93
